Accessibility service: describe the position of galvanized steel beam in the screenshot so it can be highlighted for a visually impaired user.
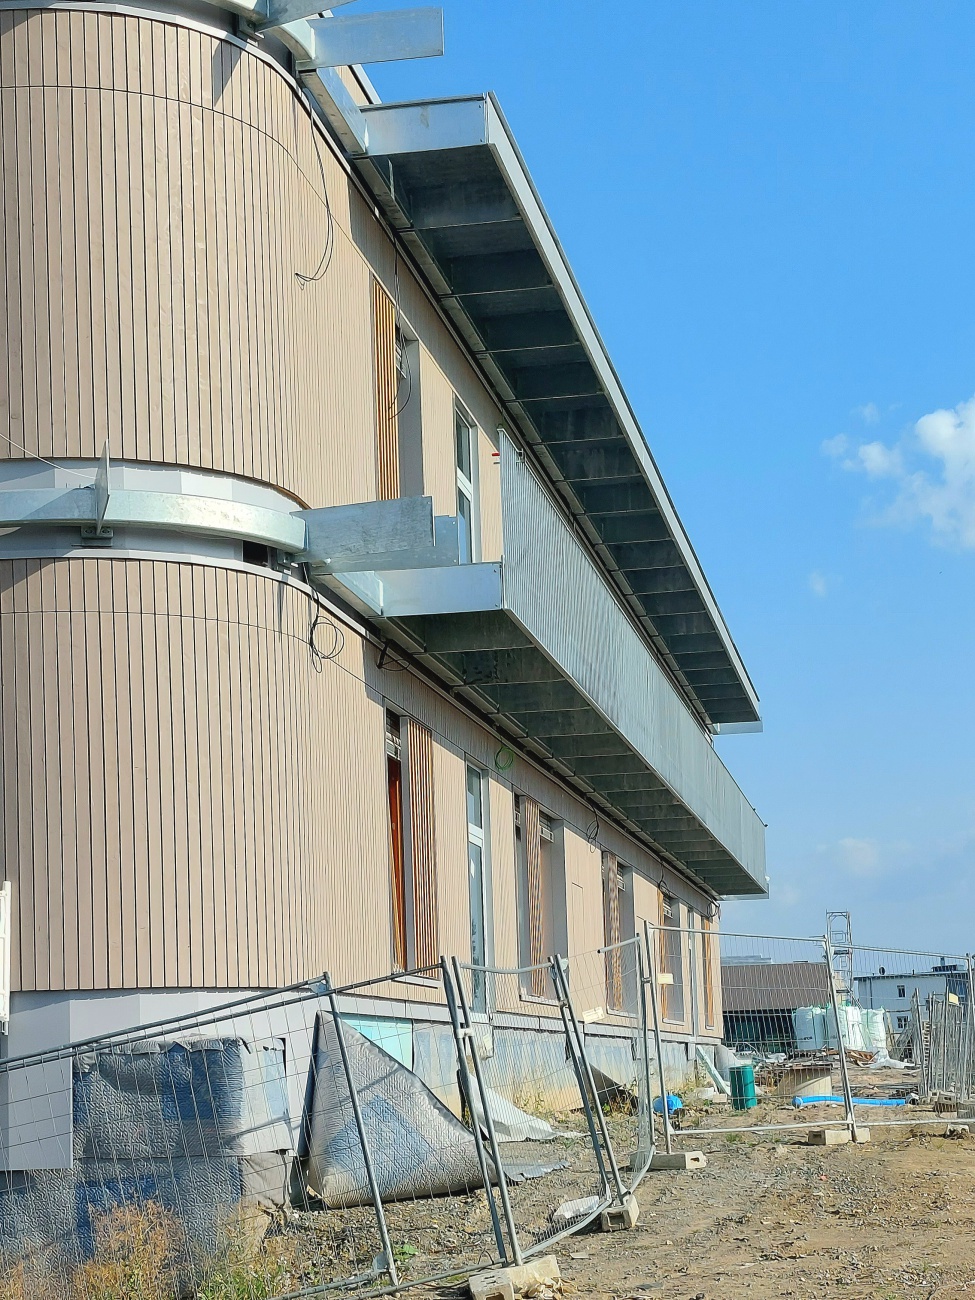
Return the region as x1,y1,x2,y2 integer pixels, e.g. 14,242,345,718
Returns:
296,8,444,68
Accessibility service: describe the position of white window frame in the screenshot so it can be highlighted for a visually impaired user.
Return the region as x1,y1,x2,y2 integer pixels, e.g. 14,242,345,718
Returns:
0,880,11,1033
455,403,479,563
466,764,492,1012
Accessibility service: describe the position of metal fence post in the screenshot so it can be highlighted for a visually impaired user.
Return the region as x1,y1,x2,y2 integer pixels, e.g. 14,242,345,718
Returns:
441,957,507,1265
965,956,975,1101
450,956,524,1268
940,986,950,1094
322,974,400,1289
550,955,628,1204
823,937,859,1142
634,937,656,1174
643,920,673,1155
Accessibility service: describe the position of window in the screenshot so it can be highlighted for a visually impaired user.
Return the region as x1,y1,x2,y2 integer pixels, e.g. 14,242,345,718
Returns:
897,1015,909,1030
385,710,439,971
660,896,686,1023
897,985,906,999
515,796,567,997
386,713,407,970
467,765,490,1012
455,405,479,563
396,325,424,497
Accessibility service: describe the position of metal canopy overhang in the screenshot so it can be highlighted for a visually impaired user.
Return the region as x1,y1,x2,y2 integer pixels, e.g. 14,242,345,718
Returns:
353,93,761,731
323,558,767,899
380,604,764,898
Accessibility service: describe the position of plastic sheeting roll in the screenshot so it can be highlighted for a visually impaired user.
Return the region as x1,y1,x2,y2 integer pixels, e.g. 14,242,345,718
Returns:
832,1004,867,1051
861,1009,889,1054
793,1006,827,1052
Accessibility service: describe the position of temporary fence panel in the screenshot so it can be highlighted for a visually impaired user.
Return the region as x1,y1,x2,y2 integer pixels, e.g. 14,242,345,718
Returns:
645,927,863,1143
845,942,975,1127
640,927,975,1148
0,951,637,1299
0,965,513,1299
457,942,644,1259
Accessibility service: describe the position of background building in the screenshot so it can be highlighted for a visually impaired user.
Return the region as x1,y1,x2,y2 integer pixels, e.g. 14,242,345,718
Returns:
0,0,765,1157
857,963,969,1033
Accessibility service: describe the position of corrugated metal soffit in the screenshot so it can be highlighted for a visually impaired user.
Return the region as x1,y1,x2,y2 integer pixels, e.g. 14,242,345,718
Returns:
373,277,400,500
406,717,438,968
602,851,623,1011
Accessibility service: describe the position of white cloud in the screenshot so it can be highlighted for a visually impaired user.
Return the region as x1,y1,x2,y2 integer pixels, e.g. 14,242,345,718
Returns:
837,836,883,878
855,440,903,479
824,393,975,548
855,401,881,425
808,570,828,598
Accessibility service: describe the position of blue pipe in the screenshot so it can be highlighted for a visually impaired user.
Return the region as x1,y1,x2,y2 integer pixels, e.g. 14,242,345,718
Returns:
792,1094,908,1108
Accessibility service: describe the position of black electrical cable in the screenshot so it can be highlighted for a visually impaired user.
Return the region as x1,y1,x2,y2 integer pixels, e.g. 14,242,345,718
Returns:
294,101,336,288
391,335,413,418
585,807,601,850
301,565,345,670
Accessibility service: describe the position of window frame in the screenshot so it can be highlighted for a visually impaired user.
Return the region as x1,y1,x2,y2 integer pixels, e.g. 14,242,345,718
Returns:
660,895,687,1025
466,763,491,1013
386,710,410,971
454,402,479,564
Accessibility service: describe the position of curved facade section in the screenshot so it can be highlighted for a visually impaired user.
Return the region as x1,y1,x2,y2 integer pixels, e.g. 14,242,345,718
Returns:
0,557,387,992
0,8,374,507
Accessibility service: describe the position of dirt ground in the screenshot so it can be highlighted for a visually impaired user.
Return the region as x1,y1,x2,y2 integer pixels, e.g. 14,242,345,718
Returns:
409,1111,975,1300
514,1121,975,1300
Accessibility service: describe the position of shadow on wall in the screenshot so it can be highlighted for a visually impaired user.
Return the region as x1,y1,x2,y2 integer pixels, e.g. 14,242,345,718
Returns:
212,39,244,105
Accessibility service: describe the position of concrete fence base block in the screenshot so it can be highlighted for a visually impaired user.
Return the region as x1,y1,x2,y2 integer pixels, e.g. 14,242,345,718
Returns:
807,1128,851,1146
945,1123,971,1139
469,1255,561,1300
599,1193,640,1231
649,1150,707,1170
852,1126,871,1143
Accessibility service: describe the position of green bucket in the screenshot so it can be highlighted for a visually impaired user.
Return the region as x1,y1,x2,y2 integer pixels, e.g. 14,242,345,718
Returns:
729,1063,757,1111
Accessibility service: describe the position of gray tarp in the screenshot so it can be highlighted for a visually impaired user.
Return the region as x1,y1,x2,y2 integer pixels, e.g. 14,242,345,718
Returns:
0,1037,292,1275
304,1015,486,1207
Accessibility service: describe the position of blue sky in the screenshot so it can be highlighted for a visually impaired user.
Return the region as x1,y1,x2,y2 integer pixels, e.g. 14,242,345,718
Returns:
368,2,975,953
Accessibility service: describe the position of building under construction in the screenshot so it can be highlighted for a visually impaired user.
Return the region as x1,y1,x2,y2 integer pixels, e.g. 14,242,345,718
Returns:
0,0,767,1154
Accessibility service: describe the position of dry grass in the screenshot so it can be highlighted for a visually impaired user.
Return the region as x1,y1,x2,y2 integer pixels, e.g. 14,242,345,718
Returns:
70,1202,185,1300
0,1200,288,1300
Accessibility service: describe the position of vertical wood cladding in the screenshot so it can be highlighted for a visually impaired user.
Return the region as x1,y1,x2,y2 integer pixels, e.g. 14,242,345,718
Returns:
0,558,395,993
406,717,438,968
602,850,623,1010
0,9,375,509
522,796,547,997
373,277,400,500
